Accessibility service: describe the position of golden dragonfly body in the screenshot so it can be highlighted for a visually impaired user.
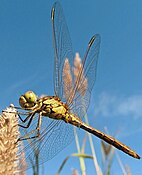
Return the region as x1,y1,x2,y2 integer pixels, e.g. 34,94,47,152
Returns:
16,1,140,169
18,91,140,160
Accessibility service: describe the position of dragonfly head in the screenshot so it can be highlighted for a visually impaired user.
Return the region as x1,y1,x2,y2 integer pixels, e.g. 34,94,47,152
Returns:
19,91,37,109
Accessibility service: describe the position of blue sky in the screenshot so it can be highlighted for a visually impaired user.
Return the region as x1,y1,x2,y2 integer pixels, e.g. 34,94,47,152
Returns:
0,0,142,174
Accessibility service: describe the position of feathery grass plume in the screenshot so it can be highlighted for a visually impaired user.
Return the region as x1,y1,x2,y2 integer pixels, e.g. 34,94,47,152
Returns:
0,105,20,175
73,53,88,96
101,141,115,175
63,53,88,102
101,141,113,158
72,169,79,175
63,58,73,100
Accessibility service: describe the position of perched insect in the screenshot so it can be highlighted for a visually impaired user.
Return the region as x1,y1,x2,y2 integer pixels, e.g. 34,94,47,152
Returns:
15,1,140,169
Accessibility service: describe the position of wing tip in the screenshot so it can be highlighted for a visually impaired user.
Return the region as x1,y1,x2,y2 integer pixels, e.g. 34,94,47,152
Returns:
89,34,101,47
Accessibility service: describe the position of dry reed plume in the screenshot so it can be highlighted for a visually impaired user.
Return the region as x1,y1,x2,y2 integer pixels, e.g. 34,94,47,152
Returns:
63,53,88,101
0,105,20,175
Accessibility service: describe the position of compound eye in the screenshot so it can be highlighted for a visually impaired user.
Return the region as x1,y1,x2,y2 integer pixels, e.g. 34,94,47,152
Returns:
24,91,37,103
19,91,37,109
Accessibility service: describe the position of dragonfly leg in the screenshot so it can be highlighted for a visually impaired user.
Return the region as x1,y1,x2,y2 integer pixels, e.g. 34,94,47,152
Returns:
16,111,32,115
17,112,42,142
18,113,33,123
36,112,42,134
2,109,32,116
18,113,35,128
17,129,40,142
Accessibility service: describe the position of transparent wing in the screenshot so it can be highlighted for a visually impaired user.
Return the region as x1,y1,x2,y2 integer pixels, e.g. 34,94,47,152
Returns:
51,1,73,98
52,2,101,120
18,2,75,168
67,35,101,119
18,115,74,169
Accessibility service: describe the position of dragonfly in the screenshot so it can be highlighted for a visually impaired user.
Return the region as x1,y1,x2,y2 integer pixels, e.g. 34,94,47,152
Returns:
16,1,140,169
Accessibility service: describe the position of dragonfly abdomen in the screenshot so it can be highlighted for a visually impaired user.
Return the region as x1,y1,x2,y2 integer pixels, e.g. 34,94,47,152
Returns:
64,113,140,159
80,122,140,159
63,113,83,126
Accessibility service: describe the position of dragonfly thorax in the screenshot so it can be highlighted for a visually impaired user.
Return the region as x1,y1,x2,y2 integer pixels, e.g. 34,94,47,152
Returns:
39,96,69,120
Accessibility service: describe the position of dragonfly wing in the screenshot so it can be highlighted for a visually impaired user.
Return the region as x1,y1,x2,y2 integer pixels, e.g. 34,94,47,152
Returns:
69,35,101,119
19,2,75,169
51,2,73,98
70,91,91,119
19,115,74,169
